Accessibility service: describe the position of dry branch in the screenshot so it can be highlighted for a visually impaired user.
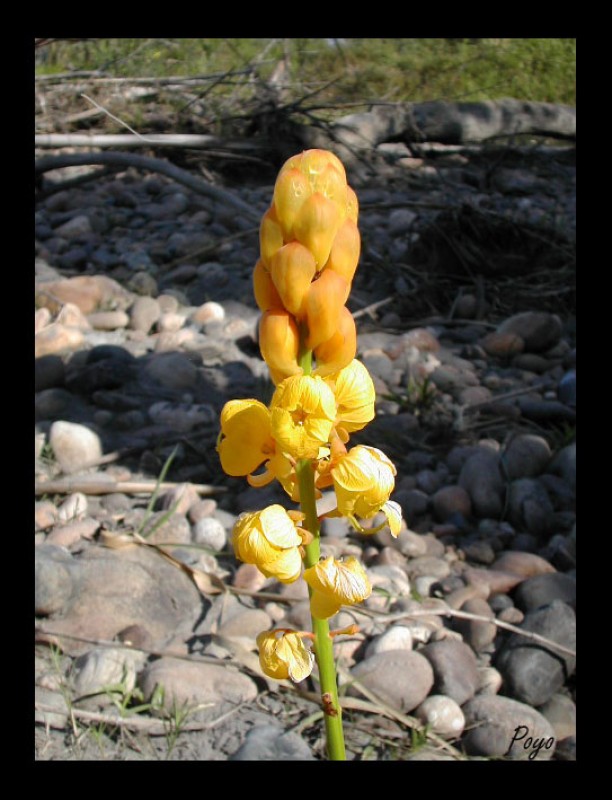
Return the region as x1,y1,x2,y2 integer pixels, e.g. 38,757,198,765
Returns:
34,133,261,150
35,151,261,223
35,478,225,497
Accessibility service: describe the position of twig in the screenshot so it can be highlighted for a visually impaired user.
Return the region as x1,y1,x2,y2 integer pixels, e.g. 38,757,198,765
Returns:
352,296,394,320
364,606,576,658
34,151,261,223
35,702,239,735
35,478,226,497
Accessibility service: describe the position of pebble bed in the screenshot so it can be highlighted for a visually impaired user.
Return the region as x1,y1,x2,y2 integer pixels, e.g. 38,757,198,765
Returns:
35,144,576,761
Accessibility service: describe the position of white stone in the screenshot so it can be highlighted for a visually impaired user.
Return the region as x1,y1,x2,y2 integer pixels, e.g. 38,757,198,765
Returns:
49,421,103,474
415,695,465,738
192,517,227,552
365,624,413,658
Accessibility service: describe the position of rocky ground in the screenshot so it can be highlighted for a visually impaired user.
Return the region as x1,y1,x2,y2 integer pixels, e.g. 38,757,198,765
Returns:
35,138,576,761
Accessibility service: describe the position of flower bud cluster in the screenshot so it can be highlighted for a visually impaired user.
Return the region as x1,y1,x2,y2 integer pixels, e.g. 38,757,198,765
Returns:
217,150,404,683
255,149,360,383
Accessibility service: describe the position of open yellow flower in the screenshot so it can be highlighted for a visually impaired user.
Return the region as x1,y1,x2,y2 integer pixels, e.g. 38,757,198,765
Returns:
257,630,314,682
331,445,402,536
270,374,337,460
303,555,372,619
324,359,375,440
232,505,304,583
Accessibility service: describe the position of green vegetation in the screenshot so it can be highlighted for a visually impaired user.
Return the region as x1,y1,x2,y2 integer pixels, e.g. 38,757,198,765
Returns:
36,38,576,108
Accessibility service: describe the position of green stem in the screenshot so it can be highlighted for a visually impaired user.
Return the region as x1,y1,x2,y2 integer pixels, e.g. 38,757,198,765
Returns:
297,347,346,762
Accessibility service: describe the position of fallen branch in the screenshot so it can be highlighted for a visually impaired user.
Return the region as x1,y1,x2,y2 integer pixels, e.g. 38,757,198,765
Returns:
35,133,260,150
35,151,261,223
35,478,226,496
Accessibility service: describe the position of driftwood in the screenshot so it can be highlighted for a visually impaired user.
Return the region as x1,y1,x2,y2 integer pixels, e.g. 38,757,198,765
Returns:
305,99,576,163
34,150,261,223
34,133,263,151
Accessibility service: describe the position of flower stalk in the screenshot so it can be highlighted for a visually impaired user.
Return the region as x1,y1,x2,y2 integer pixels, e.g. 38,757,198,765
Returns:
217,149,404,761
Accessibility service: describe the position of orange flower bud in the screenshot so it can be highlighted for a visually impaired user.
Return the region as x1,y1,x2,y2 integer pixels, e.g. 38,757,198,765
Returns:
307,163,348,217
324,218,361,284
270,242,316,319
258,309,301,382
294,192,341,270
259,206,284,269
313,306,357,377
346,186,359,224
273,168,311,240
300,149,347,188
304,268,349,350
253,259,283,313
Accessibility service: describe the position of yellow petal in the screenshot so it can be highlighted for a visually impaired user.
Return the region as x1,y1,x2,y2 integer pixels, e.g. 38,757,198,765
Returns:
383,500,403,538
309,590,342,620
218,399,274,476
331,445,397,519
258,504,303,549
325,359,375,433
232,507,303,583
258,545,303,583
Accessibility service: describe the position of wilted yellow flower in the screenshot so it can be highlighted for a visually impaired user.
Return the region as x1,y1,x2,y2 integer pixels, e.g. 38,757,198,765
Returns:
324,359,375,438
217,399,275,477
331,445,402,536
303,555,372,619
232,505,304,583
256,629,314,682
270,374,337,459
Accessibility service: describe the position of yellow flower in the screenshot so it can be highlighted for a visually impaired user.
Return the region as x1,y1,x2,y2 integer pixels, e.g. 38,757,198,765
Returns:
303,555,372,619
256,630,314,682
324,359,375,439
270,374,337,459
331,445,402,536
232,505,304,583
217,399,276,477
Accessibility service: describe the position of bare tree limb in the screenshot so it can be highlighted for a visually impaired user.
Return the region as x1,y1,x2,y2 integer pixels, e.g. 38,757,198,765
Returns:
34,151,262,223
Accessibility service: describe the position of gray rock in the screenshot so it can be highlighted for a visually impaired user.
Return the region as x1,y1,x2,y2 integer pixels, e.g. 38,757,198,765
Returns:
496,600,576,706
453,597,497,652
507,478,554,536
557,369,576,408
555,735,576,761
462,695,556,760
405,556,450,580
72,646,145,697
55,214,92,240
414,694,465,738
431,485,472,522
49,421,103,474
145,352,199,391
140,657,257,709
421,639,479,705
497,311,563,353
35,686,70,729
393,488,429,523
191,517,227,552
548,442,576,492
501,434,551,480
458,449,505,518
365,625,413,657
538,693,576,741
230,723,315,760
38,545,205,656
513,573,576,612
35,355,65,392
35,544,76,615
349,650,434,712
388,208,418,235
129,296,161,333
86,311,130,330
